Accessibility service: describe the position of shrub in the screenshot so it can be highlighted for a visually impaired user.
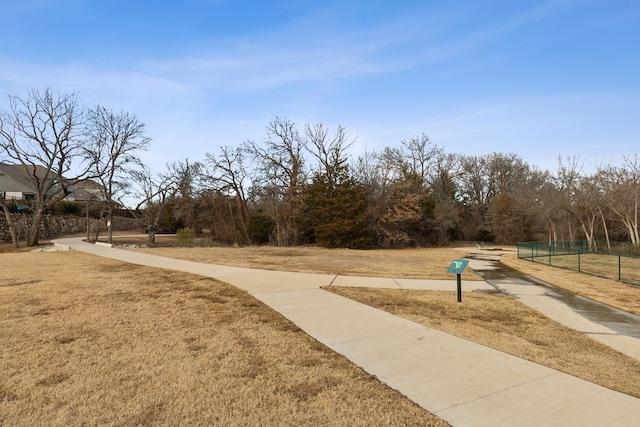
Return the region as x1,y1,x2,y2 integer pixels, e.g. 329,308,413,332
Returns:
53,201,81,216
175,227,196,247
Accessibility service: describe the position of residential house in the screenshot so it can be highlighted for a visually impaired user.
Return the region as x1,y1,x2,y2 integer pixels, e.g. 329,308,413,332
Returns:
0,163,105,202
65,179,106,202
0,163,45,200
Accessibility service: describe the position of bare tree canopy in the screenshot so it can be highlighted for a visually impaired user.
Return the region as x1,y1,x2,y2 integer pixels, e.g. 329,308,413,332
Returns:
129,163,177,245
243,116,307,246
84,105,151,243
0,88,90,246
203,148,251,245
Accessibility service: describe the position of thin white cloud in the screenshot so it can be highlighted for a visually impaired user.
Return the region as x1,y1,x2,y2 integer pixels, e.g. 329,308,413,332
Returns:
142,43,389,92
0,56,194,121
407,0,577,66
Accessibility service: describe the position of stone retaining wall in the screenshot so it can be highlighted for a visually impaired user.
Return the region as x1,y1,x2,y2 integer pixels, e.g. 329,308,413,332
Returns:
0,214,142,242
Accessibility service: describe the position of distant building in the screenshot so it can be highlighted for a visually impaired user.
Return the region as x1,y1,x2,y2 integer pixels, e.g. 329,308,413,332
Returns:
66,179,106,202
0,163,46,200
0,163,105,202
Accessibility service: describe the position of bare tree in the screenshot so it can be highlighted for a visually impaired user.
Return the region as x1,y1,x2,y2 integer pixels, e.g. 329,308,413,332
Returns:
423,152,462,244
353,141,460,246
84,105,150,243
591,169,613,252
598,155,640,249
130,164,177,245
244,117,307,246
305,123,354,184
564,175,600,250
549,155,584,243
168,158,203,233
459,154,491,237
204,147,250,244
353,146,380,189
459,155,491,206
400,133,443,187
458,152,530,242
0,88,90,246
507,166,552,242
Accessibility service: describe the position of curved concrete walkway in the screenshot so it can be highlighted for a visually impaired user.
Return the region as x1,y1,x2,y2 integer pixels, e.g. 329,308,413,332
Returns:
52,237,640,427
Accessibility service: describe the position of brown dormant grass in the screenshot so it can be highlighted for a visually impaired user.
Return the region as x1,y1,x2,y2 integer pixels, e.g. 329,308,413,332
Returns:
525,252,640,290
128,236,639,315
120,238,482,281
4,235,640,425
0,251,447,426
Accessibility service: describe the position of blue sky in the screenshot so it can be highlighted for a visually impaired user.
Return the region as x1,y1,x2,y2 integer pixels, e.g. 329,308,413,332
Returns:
1,0,638,173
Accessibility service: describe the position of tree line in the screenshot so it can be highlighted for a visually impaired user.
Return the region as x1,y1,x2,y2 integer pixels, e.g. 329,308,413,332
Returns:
2,89,639,250
146,118,639,251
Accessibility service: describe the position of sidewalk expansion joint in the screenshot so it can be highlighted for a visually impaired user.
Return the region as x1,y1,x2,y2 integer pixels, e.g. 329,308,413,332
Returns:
327,327,431,346
434,371,562,415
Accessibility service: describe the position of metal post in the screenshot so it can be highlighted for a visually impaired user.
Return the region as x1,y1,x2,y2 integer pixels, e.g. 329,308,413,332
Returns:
457,274,462,303
86,199,90,242
578,251,581,272
619,255,622,281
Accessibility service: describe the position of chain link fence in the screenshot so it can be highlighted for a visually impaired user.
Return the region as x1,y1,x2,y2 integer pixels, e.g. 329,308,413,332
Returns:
517,241,640,287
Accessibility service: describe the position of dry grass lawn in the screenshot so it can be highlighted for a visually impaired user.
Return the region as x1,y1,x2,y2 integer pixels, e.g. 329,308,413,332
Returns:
0,251,447,426
122,237,482,281
4,235,640,426
126,236,639,315
519,252,640,290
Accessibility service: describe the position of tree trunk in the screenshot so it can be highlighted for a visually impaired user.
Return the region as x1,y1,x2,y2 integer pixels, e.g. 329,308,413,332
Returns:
86,200,91,242
600,209,611,252
625,220,638,248
107,207,114,244
227,197,238,246
26,207,45,247
1,205,19,248
94,218,102,242
567,214,575,242
236,199,251,244
148,229,156,245
547,217,558,244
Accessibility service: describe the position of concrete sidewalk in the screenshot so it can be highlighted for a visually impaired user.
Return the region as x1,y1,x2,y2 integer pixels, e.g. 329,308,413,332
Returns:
465,254,640,361
52,237,640,426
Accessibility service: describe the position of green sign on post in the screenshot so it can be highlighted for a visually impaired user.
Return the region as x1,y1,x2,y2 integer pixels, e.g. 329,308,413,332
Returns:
447,259,469,275
447,259,469,302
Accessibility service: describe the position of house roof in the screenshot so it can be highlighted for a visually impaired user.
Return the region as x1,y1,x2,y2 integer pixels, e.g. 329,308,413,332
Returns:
0,163,47,194
0,163,52,183
73,179,105,201
1,163,106,201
